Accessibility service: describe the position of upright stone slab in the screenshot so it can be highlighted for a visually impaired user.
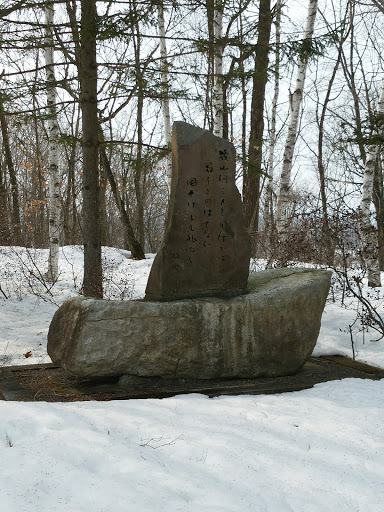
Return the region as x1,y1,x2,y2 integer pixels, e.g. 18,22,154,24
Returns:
145,121,251,301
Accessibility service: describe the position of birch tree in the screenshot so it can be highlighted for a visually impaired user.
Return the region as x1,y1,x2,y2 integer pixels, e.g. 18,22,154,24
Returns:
213,0,224,137
275,0,318,235
157,1,172,191
45,2,60,282
358,75,384,287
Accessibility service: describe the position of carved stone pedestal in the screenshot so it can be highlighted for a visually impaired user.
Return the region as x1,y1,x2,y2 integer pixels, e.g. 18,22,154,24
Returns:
48,268,331,380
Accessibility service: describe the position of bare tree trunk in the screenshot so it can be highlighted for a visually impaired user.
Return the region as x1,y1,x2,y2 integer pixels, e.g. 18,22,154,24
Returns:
275,0,318,235
131,4,145,249
340,2,366,165
213,0,224,137
63,112,80,245
157,1,172,192
80,0,103,298
358,75,384,287
243,0,272,231
135,91,145,249
63,147,77,244
99,131,145,259
316,6,350,265
30,91,47,248
0,161,10,245
0,96,21,245
205,0,215,131
240,59,247,174
373,159,384,270
99,161,108,246
263,0,281,236
45,3,60,282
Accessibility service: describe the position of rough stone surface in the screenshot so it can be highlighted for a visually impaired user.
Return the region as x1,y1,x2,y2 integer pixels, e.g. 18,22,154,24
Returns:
47,268,331,380
145,121,251,301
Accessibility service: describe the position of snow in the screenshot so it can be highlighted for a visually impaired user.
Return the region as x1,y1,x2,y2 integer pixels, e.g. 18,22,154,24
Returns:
1,381,384,511
313,282,384,368
1,246,384,511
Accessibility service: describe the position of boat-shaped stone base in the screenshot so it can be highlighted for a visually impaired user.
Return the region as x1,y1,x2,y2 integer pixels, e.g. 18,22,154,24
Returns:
47,268,331,380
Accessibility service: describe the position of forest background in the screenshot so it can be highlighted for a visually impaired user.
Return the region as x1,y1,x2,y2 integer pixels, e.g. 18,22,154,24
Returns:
1,0,384,300
2,4,384,509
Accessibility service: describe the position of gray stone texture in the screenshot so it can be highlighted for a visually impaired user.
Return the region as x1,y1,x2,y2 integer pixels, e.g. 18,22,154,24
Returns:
47,268,331,380
145,121,251,301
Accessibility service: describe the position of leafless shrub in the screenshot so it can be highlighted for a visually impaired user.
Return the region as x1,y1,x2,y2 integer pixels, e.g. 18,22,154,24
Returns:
255,204,384,344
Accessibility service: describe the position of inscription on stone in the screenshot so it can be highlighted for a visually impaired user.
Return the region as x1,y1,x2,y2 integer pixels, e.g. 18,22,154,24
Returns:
145,121,251,301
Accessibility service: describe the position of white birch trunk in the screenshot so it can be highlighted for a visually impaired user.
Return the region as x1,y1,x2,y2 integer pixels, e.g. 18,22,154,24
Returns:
275,0,318,234
45,4,60,282
263,0,281,233
358,75,384,287
213,1,223,137
157,2,172,192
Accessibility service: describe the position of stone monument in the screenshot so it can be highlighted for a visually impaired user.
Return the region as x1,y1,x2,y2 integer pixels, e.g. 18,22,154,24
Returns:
145,121,251,300
47,122,331,381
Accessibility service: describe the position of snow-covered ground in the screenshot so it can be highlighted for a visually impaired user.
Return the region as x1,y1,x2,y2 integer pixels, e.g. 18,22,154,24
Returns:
1,246,384,511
